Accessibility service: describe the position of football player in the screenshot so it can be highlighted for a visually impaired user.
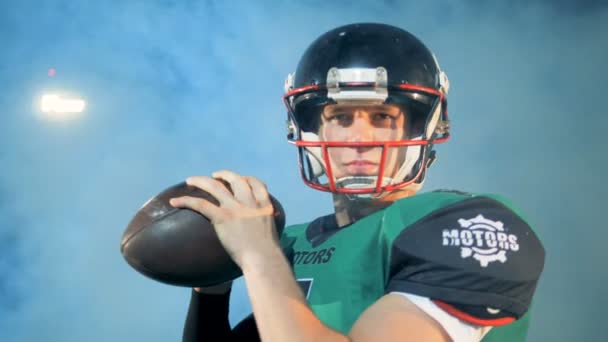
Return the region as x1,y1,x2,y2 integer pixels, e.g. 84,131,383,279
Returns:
174,23,545,342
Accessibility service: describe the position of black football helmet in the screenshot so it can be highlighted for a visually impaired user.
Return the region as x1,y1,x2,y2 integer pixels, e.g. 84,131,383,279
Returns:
284,23,450,197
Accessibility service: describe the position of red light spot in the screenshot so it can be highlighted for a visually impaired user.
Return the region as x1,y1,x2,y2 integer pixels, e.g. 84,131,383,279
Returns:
48,68,56,77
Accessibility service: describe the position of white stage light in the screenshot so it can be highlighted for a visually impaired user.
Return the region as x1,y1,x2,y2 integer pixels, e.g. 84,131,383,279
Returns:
39,93,86,120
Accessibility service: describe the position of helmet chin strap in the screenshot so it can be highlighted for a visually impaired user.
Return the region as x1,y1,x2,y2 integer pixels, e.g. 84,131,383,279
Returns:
300,132,325,178
335,176,393,200
390,136,422,183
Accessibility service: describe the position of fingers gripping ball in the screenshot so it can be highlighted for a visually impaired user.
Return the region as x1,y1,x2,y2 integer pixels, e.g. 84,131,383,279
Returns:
120,181,286,287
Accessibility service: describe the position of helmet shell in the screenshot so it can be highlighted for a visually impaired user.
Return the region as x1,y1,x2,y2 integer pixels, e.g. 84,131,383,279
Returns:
294,23,441,90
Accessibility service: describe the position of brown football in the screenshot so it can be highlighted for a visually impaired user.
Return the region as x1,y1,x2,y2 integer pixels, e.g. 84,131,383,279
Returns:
120,181,286,287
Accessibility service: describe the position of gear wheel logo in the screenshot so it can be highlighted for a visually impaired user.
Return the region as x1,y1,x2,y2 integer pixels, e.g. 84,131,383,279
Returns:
442,214,519,267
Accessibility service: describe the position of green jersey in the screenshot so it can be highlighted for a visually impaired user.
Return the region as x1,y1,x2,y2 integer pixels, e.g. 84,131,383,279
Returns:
280,190,544,341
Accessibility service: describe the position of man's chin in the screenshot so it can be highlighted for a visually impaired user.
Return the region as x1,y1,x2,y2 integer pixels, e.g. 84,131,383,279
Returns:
335,173,377,179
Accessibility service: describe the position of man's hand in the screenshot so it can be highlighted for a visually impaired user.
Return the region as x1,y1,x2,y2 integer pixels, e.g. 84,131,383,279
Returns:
169,170,282,268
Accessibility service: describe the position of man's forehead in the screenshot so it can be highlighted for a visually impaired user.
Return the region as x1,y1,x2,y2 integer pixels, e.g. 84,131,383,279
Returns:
323,103,402,113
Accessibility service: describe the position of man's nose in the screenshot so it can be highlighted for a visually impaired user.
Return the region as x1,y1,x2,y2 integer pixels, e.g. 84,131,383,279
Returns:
347,114,374,142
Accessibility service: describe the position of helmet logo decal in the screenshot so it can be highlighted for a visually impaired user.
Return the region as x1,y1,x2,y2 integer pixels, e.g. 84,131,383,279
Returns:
442,214,519,267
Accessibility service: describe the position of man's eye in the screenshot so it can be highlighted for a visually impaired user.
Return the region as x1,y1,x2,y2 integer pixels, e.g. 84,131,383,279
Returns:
373,113,393,121
330,113,352,122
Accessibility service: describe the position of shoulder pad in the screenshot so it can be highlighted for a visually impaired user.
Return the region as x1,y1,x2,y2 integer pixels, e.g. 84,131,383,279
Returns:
386,196,545,320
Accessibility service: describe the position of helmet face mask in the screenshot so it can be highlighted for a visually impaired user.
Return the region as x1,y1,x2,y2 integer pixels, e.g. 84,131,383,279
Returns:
284,23,450,198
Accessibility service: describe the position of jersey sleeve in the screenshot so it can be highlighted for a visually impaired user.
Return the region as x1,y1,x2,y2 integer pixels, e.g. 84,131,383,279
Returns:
385,195,545,326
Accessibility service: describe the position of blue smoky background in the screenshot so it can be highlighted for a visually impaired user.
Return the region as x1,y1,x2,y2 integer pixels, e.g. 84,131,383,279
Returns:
1,1,606,341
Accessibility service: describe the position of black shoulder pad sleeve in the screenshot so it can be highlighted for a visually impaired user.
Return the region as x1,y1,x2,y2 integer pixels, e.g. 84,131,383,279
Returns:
386,196,545,322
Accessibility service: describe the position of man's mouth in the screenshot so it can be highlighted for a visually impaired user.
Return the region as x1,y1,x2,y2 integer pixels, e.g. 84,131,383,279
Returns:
343,160,378,174
344,160,377,166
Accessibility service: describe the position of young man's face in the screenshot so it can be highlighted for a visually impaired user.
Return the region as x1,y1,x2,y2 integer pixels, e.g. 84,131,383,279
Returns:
318,104,407,180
